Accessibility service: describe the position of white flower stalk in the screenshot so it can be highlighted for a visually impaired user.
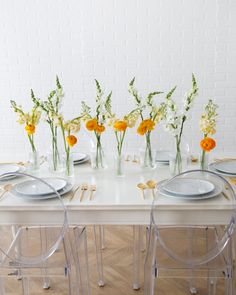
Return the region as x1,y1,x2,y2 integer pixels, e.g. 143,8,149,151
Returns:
199,99,218,136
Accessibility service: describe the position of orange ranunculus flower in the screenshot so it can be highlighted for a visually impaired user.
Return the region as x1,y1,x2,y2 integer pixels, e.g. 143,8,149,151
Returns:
66,135,77,147
25,124,36,135
95,124,105,134
200,137,216,152
137,119,155,135
86,119,97,131
113,120,127,132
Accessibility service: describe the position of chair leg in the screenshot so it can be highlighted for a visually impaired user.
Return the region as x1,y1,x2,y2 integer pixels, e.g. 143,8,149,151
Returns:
72,227,91,295
93,225,105,287
0,278,5,295
101,226,106,250
133,225,141,290
40,227,50,290
144,226,157,295
22,277,29,295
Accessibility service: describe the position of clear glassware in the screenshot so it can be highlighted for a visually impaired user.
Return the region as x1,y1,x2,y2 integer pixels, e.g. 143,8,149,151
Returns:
90,137,107,170
114,154,125,177
47,150,64,173
199,150,209,170
139,145,156,170
63,153,74,177
28,151,40,173
169,136,189,175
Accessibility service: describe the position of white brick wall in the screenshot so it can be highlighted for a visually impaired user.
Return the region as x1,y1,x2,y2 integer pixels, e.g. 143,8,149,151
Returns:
0,0,235,161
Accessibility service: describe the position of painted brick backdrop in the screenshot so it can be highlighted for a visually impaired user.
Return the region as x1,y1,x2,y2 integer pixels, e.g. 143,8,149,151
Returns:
0,0,235,161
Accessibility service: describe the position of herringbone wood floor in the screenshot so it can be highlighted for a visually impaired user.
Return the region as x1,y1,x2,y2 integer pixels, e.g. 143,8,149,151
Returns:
3,226,227,294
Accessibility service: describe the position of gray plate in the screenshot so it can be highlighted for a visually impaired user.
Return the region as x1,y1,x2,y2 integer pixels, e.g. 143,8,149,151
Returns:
209,163,236,177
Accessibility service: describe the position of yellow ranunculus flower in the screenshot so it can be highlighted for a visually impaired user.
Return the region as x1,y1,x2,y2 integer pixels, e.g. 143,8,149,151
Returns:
25,124,36,135
66,135,77,147
113,120,127,132
137,119,155,135
86,119,98,131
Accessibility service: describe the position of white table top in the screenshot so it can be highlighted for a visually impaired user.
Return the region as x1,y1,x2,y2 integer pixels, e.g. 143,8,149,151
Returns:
0,161,235,226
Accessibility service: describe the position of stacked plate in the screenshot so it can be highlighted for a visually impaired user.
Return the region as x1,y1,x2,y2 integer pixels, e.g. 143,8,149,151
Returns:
158,178,222,200
0,163,26,181
72,152,90,165
209,160,236,178
11,177,73,200
155,151,170,165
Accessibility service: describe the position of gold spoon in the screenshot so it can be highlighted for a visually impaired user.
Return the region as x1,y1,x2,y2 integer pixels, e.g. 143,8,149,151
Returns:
89,185,96,200
137,183,147,199
146,180,157,199
0,184,13,200
80,183,88,202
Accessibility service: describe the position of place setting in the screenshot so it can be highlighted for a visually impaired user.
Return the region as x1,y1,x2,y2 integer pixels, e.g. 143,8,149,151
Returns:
6,177,73,201
0,163,26,181
157,177,225,201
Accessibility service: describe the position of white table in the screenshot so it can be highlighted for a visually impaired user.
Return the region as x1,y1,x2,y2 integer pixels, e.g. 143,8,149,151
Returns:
0,161,234,226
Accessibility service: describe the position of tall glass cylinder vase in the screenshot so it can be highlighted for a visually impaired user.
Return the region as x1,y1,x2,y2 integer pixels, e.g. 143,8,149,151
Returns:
139,132,156,169
169,136,189,176
114,153,125,177
28,151,40,173
90,136,107,170
200,150,209,170
63,153,74,178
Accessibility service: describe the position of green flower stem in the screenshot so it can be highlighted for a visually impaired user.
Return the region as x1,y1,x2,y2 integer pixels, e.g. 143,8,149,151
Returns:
28,134,36,153
200,150,206,170
60,120,70,176
94,132,104,169
144,132,153,167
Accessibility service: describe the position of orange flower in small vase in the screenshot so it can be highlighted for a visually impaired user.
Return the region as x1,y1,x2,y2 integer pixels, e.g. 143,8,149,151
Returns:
86,119,98,131
95,124,105,134
200,137,216,152
66,135,77,148
25,124,36,135
113,120,127,132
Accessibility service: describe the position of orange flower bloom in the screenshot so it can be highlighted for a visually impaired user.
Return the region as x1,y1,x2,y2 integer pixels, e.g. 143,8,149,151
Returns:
86,119,97,131
113,120,127,132
200,137,216,152
95,124,105,134
66,135,77,147
137,119,155,135
25,124,36,135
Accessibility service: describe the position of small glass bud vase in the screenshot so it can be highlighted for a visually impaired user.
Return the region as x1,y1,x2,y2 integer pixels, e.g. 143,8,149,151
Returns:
63,154,74,178
139,147,156,169
169,137,189,176
200,150,209,170
114,154,125,177
28,151,40,173
47,150,64,173
90,138,107,170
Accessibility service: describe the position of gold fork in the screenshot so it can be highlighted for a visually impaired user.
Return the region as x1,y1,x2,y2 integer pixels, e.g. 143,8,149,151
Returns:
89,185,96,200
80,183,88,202
69,185,81,201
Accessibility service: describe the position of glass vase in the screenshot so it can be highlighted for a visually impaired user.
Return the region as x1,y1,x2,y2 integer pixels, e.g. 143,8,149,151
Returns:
114,154,125,177
169,136,189,175
200,150,209,170
47,150,63,173
63,153,74,178
28,151,40,173
139,132,156,169
90,136,107,169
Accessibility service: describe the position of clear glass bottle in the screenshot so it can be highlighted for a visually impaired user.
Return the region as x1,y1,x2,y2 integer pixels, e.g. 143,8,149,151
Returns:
114,153,125,177
28,151,40,173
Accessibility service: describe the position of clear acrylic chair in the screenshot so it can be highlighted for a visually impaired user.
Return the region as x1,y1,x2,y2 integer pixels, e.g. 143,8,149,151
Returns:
0,172,90,295
144,170,236,295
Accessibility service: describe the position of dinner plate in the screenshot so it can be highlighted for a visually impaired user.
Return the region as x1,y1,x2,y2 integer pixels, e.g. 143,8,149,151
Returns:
158,180,222,200
72,152,87,162
0,165,25,181
155,151,170,162
0,164,20,175
163,178,215,196
11,182,73,200
15,178,67,196
214,161,236,174
209,163,236,177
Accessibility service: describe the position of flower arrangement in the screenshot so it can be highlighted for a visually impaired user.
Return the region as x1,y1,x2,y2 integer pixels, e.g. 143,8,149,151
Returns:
104,96,139,175
163,74,198,174
10,95,41,154
128,77,165,168
31,76,64,171
81,80,112,169
199,99,218,169
55,115,80,176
